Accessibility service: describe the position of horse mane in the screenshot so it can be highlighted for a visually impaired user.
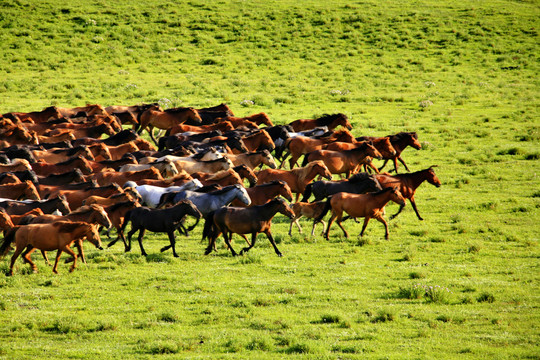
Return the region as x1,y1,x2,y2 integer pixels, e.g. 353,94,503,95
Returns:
257,180,286,188
348,172,372,183
390,131,418,141
53,221,90,233
294,161,325,183
209,184,240,195
165,107,195,114
108,200,138,212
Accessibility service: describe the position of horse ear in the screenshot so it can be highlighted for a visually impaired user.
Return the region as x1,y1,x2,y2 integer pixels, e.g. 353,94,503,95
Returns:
429,165,439,169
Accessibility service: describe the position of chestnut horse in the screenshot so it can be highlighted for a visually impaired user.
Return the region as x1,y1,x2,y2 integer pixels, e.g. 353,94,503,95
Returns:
256,160,333,201
191,169,243,187
31,156,94,176
288,200,328,237
10,106,62,123
288,113,352,132
282,129,356,169
138,107,203,144
54,183,124,210
203,198,294,257
0,181,41,201
56,104,107,118
236,130,275,153
318,187,406,241
217,113,273,128
226,150,277,170
1,221,103,275
167,121,235,135
302,142,383,177
230,180,293,207
376,166,441,220
0,159,32,173
232,165,258,187
357,132,422,173
31,146,95,164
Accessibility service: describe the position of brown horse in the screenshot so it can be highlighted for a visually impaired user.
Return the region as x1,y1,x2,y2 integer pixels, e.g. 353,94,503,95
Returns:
0,181,41,201
256,160,333,201
0,159,32,173
31,156,94,176
288,113,352,132
118,159,179,178
10,106,62,123
0,125,39,148
288,200,328,237
203,198,294,257
376,166,441,220
103,200,142,250
89,168,163,187
302,142,383,177
87,143,113,161
87,156,138,173
54,183,124,210
0,195,71,216
0,221,103,275
36,131,76,144
46,122,116,139
167,121,235,135
0,209,15,233
6,209,45,226
218,113,273,128
282,129,356,168
31,146,95,164
191,169,243,187
318,187,406,241
226,150,277,170
172,157,234,175
57,104,108,118
105,142,140,161
83,191,140,207
237,130,275,153
138,107,203,144
232,165,257,187
358,132,422,173
230,180,293,207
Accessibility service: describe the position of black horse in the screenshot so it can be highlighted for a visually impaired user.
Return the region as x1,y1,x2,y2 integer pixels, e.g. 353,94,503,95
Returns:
37,169,86,186
301,172,382,202
121,200,202,257
0,195,71,215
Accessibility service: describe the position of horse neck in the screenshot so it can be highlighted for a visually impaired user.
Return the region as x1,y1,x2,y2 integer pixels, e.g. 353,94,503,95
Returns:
397,170,429,190
390,137,411,154
372,190,397,208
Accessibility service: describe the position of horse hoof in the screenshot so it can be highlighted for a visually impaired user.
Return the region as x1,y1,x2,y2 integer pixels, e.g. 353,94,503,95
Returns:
277,253,283,257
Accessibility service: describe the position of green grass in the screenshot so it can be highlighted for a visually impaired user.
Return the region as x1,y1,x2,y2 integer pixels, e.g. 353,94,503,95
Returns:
1,0,539,358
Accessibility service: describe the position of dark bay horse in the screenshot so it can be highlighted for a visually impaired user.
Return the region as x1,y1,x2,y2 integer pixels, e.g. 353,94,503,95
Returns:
0,195,71,216
358,132,422,173
0,221,103,275
138,107,203,144
0,181,41,201
376,166,441,220
318,187,406,241
301,172,382,202
233,165,258,187
288,113,352,132
121,200,202,257
203,198,294,257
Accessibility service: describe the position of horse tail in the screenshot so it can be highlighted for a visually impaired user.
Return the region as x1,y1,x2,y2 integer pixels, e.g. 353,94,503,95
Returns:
314,196,332,223
301,183,313,202
201,211,216,241
0,226,19,258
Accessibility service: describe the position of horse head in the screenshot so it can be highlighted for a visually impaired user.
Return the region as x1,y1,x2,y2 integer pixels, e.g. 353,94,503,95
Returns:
427,166,441,187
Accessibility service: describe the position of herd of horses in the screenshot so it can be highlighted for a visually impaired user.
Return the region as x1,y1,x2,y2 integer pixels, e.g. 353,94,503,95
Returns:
0,102,441,275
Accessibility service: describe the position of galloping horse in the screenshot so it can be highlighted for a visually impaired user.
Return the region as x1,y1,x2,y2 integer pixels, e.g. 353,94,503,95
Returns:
237,130,275,153
0,221,102,275
57,104,108,118
37,169,87,186
103,200,142,250
376,166,441,220
10,106,62,123
358,132,422,173
0,195,71,216
256,160,333,201
318,187,406,241
118,159,178,178
157,184,251,216
232,165,258,187
217,113,273,128
172,157,234,175
124,179,202,208
121,200,202,257
138,107,203,144
31,156,94,176
226,150,277,170
31,146,95,164
90,168,163,187
0,159,32,173
230,180,293,207
288,200,328,237
167,121,235,135
54,183,124,210
0,181,41,201
191,169,244,187
301,172,382,202
302,142,383,177
203,198,294,257
288,113,352,132
282,129,356,169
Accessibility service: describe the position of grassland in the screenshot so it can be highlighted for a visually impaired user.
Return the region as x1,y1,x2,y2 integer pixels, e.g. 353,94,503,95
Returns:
0,0,539,359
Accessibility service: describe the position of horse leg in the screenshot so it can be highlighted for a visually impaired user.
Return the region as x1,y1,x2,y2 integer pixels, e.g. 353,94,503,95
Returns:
288,216,302,235
126,226,140,252
265,230,283,257
148,126,159,146
335,214,349,239
409,197,423,221
163,230,179,257
240,233,257,255
136,228,147,256
359,217,371,238
52,249,64,274
366,161,380,174
374,215,390,239
60,245,78,272
378,159,389,172
389,203,406,220
8,245,26,276
397,156,410,172
325,212,337,241
22,246,38,273
222,231,238,256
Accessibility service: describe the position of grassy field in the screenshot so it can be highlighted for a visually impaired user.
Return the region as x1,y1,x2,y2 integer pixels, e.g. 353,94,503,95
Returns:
0,0,539,358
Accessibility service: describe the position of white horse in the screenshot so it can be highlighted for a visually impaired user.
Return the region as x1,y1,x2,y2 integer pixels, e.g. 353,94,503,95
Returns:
123,179,203,208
